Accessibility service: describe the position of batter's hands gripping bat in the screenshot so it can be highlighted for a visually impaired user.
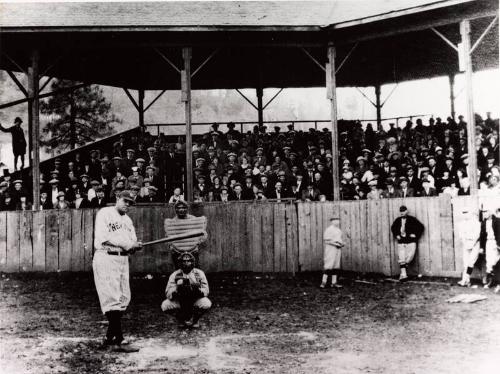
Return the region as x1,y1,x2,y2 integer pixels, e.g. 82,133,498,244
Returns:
141,229,206,247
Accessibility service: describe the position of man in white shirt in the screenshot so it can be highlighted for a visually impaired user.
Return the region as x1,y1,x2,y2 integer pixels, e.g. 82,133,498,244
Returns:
93,191,143,352
457,208,481,287
320,218,344,288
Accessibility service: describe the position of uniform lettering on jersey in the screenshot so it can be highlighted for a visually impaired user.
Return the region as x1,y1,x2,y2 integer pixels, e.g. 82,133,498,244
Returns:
107,221,132,233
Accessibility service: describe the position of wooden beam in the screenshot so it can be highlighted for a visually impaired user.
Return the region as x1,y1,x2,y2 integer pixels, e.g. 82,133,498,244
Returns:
256,87,264,128
144,90,166,112
335,42,358,74
300,47,326,72
470,14,498,54
1,52,27,75
449,74,456,120
123,88,139,111
330,6,498,46
381,83,399,107
355,87,376,107
430,27,459,52
155,48,181,74
28,49,40,210
182,47,193,203
138,89,145,128
460,20,478,194
235,89,258,110
191,48,220,78
263,88,284,110
0,83,89,110
375,85,382,128
6,70,28,97
326,45,340,201
39,76,54,93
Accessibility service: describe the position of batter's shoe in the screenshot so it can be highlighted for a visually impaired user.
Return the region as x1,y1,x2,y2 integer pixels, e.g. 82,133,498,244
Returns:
99,338,115,350
399,275,409,282
319,282,327,289
112,344,140,353
191,322,200,329
457,279,471,287
330,283,343,289
483,273,496,289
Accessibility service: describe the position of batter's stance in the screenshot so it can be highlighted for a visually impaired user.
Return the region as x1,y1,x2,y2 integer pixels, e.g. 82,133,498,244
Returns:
93,190,143,352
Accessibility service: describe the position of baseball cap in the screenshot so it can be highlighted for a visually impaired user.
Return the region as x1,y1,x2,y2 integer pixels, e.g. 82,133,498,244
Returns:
119,190,135,204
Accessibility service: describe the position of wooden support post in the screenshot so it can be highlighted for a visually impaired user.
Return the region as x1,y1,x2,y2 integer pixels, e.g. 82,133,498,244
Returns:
449,74,456,120
256,87,264,129
327,45,340,201
138,89,145,128
375,84,382,128
182,47,193,202
28,49,40,210
460,20,478,194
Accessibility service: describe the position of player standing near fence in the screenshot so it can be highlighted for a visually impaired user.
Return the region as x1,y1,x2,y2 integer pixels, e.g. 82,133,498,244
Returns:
390,205,424,281
457,208,481,287
320,217,344,288
93,190,143,352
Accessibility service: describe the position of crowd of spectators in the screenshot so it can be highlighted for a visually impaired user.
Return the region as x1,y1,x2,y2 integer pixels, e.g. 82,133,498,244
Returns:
0,112,498,211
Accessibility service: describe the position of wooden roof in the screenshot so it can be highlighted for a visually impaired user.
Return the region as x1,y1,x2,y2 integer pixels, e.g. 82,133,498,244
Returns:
0,0,497,90
0,1,474,30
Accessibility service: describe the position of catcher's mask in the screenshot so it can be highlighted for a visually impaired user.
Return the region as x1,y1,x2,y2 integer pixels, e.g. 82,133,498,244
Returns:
174,200,188,218
179,252,195,273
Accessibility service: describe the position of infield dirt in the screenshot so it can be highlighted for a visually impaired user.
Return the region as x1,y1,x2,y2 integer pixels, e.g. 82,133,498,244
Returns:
1,272,499,373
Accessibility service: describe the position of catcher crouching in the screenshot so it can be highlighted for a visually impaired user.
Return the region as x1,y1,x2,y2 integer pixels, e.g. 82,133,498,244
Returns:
161,252,212,328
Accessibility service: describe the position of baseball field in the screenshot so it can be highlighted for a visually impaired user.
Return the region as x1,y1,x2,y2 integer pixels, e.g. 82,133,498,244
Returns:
1,272,499,374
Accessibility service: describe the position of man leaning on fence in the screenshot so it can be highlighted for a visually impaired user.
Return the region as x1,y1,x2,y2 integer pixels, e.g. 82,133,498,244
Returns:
391,205,424,281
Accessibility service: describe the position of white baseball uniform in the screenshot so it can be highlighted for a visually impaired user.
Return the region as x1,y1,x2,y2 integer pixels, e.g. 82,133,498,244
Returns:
323,224,344,270
93,206,137,314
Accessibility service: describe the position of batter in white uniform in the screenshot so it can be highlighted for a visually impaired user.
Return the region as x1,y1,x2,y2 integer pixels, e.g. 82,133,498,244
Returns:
93,190,143,352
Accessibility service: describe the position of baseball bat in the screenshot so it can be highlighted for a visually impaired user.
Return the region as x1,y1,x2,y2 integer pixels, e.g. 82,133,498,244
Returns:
142,229,205,247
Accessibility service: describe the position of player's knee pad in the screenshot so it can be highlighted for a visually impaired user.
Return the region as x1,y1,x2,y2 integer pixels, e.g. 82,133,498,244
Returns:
194,297,212,310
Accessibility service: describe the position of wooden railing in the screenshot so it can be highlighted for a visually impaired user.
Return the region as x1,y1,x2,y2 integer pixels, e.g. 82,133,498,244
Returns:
0,196,497,277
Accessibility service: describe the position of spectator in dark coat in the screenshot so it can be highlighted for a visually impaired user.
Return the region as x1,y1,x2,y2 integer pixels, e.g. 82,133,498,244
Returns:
0,117,27,171
391,205,424,281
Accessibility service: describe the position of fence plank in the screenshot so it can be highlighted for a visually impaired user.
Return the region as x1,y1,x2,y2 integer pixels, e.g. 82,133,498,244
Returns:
388,198,399,276
45,210,59,272
32,211,46,271
19,211,33,272
285,203,295,273
203,204,218,272
273,204,282,272
5,212,20,272
261,204,274,272
360,201,370,273
339,202,352,272
58,210,72,272
439,195,456,273
297,203,308,272
413,196,430,276
428,198,442,276
369,200,380,274
0,212,6,272
311,203,321,271
82,209,95,272
234,203,246,272
70,210,84,271
379,200,392,276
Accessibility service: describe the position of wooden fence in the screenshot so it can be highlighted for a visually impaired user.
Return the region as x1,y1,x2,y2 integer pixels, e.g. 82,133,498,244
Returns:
0,196,497,277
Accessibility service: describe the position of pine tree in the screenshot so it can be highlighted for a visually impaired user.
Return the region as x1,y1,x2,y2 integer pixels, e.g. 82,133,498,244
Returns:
40,80,120,152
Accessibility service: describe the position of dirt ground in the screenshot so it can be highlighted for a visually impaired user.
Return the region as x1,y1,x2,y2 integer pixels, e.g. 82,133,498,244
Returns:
1,272,499,374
